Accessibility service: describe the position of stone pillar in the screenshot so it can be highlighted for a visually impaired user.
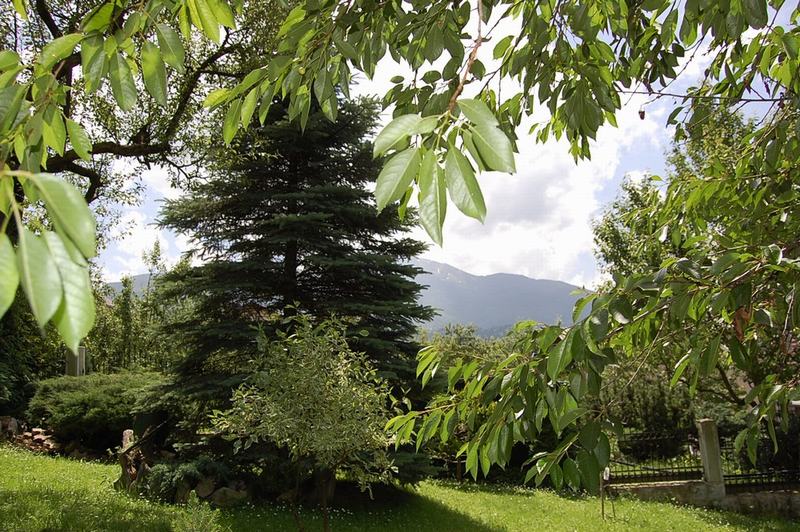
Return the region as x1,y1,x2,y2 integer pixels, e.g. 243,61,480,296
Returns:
697,418,725,499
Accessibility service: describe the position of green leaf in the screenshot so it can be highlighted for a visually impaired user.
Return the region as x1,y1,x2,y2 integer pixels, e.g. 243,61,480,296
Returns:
578,421,601,450
440,409,456,442
743,0,768,29
375,148,421,212
66,119,92,160
81,37,107,93
493,35,513,59
44,233,95,354
191,0,220,43
466,445,479,479
223,99,242,145
670,352,692,387
0,51,20,71
0,177,11,215
470,125,516,173
594,432,610,468
700,334,721,376
156,24,185,72
39,33,83,71
43,109,66,155
445,149,486,222
782,33,799,60
209,0,235,28
418,150,446,246
240,88,258,127
82,2,114,32
17,228,62,328
109,53,137,111
414,115,440,135
33,173,97,258
458,99,499,127
549,463,564,490
0,234,19,317
563,458,580,491
373,114,421,157
576,450,600,494
11,0,27,20
546,335,573,380
142,41,168,106
204,88,230,108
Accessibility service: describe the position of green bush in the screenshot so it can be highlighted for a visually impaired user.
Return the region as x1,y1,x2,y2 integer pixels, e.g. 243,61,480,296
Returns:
27,371,167,452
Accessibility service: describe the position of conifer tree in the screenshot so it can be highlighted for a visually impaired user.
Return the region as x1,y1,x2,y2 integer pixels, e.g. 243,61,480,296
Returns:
159,97,433,396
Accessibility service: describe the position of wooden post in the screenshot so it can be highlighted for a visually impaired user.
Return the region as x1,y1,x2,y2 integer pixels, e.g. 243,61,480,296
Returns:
697,418,726,499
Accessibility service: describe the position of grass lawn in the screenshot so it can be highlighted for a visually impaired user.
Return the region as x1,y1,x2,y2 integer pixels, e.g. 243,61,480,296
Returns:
0,445,796,531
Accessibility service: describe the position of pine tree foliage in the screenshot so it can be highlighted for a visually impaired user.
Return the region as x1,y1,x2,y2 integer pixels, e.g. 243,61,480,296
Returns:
158,98,434,387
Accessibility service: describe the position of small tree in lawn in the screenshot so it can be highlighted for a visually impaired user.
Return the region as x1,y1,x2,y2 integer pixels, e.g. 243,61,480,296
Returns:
211,314,391,532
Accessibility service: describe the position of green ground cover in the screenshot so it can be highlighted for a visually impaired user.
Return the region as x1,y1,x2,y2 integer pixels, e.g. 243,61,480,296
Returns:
0,445,795,531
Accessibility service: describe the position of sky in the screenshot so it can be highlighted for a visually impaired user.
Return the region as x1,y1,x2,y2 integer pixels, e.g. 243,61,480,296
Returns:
97,23,713,289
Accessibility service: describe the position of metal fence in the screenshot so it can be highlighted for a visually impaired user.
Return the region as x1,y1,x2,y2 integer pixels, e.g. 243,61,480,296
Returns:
609,429,703,483
720,435,800,492
609,426,800,491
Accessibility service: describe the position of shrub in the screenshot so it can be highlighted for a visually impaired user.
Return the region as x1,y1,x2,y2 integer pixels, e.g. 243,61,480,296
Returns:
27,371,167,452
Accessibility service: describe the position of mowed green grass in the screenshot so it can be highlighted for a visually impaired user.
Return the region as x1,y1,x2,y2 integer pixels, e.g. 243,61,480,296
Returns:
0,445,795,532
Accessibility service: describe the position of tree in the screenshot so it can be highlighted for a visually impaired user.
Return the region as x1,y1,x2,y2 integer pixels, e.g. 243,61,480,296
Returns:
393,100,800,490
0,0,286,350
158,98,432,381
211,314,391,532
153,97,433,485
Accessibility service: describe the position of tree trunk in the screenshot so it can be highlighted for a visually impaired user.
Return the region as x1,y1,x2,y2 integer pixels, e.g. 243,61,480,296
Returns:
315,468,334,532
291,470,305,532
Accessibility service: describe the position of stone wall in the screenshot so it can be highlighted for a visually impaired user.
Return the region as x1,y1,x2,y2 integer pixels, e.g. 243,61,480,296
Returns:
612,481,800,518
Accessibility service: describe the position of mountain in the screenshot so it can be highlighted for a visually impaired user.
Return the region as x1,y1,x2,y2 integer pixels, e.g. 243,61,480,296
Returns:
413,259,584,336
108,259,586,337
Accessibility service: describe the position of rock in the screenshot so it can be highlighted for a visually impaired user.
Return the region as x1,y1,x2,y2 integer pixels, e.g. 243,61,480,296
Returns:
210,487,249,508
195,477,216,499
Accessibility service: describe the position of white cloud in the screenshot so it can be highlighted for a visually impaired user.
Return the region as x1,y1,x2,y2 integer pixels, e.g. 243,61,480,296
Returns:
414,94,665,288
101,209,176,280
140,168,182,200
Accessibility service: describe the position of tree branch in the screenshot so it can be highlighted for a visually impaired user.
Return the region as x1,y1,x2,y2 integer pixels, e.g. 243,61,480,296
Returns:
618,89,786,103
35,0,62,38
163,40,237,141
47,141,170,173
716,364,746,406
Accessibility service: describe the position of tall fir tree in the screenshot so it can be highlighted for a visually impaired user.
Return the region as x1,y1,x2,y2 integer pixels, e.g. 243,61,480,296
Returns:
158,97,434,401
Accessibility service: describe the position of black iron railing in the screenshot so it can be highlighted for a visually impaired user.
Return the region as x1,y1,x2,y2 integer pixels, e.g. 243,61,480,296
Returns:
720,435,800,492
608,426,800,490
609,430,703,484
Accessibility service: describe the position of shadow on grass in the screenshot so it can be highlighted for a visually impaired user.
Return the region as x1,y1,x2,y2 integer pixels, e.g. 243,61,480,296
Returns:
219,481,502,532
0,487,174,532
